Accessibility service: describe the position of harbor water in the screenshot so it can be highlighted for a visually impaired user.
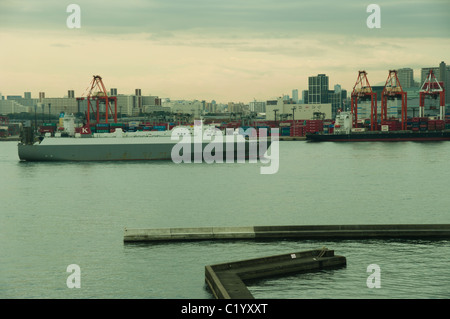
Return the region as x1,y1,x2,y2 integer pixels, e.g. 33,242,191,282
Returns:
1,140,450,299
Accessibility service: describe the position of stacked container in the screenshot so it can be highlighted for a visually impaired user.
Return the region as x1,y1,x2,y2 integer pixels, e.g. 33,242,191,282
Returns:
419,117,428,131
381,119,401,131
406,120,413,131
305,120,324,133
153,125,166,131
96,123,109,133
435,120,445,131
39,123,56,134
445,113,450,129
426,119,445,131
281,126,291,136
411,118,420,132
110,122,123,133
255,125,270,137
428,120,436,131
290,124,305,137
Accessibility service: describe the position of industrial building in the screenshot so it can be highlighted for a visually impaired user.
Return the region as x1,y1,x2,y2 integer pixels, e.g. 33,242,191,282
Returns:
0,87,162,118
265,97,332,121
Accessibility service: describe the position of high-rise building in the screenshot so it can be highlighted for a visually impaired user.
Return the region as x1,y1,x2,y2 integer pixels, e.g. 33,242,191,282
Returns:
249,100,266,113
439,61,446,83
134,89,142,110
39,92,45,102
110,88,117,96
328,88,347,118
397,68,414,88
302,90,309,104
227,102,245,113
304,75,345,118
24,92,31,99
67,90,75,98
292,89,299,104
306,74,329,104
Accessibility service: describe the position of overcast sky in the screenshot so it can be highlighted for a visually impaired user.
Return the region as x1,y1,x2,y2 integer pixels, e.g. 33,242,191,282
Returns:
0,0,449,102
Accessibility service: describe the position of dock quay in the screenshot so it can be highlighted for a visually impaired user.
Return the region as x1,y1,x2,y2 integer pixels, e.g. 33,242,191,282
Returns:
0,136,20,142
205,248,346,299
278,136,306,141
123,224,450,242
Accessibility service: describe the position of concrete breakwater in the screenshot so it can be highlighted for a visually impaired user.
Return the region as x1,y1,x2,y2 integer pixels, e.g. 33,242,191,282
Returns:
205,248,346,299
123,224,450,242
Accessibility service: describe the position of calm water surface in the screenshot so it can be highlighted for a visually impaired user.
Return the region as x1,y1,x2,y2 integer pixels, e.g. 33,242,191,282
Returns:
1,140,449,298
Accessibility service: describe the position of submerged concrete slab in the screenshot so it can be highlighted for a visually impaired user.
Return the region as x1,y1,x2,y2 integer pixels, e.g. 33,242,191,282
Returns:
123,224,450,242
205,248,346,299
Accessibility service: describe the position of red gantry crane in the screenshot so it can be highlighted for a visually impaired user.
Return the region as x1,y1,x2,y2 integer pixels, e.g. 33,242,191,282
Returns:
419,69,445,120
351,71,377,131
77,75,117,125
381,70,407,130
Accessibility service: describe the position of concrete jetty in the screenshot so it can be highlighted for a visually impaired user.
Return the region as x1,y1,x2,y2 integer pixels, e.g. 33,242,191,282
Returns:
123,224,450,242
205,248,346,299
278,136,306,141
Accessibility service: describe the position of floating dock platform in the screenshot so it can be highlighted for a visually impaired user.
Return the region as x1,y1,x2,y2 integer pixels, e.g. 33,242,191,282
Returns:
205,248,346,299
123,224,450,242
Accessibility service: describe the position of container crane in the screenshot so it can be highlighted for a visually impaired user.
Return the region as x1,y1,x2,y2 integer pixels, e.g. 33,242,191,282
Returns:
381,70,407,130
77,75,117,125
351,71,377,131
419,70,445,120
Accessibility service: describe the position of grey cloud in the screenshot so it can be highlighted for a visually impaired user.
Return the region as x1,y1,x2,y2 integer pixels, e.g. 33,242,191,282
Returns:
0,0,448,39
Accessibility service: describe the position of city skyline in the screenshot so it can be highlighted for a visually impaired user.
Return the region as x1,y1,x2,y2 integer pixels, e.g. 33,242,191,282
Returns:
1,0,449,103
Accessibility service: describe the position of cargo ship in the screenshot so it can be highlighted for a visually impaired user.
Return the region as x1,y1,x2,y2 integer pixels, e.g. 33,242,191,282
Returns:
306,112,450,142
18,116,271,162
